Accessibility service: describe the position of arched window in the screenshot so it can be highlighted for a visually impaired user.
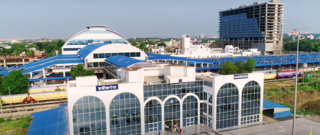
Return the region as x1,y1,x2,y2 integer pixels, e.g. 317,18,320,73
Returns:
216,83,239,129
164,98,180,130
144,100,162,133
183,96,198,127
241,81,261,125
72,96,106,134
109,93,141,135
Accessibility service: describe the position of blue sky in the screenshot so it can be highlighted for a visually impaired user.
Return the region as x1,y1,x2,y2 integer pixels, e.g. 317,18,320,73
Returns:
0,0,318,39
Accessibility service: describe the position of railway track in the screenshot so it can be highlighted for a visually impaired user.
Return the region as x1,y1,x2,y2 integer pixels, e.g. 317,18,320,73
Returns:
1,99,68,109
264,78,296,82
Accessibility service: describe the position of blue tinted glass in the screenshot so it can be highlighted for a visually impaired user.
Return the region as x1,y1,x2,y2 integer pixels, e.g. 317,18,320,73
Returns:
72,96,106,134
99,53,105,58
130,52,136,57
93,54,99,59
110,93,141,134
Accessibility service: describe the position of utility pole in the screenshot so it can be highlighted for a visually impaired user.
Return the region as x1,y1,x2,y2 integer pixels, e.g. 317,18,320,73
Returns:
0,92,2,111
292,29,300,135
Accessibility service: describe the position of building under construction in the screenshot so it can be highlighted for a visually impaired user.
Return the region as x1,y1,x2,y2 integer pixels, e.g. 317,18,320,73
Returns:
219,0,284,55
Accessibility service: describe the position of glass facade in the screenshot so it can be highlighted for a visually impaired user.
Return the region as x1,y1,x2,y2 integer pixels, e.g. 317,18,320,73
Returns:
220,13,264,38
63,48,81,51
109,93,141,135
241,81,261,125
105,62,119,75
72,96,106,135
144,100,162,133
67,39,94,45
208,95,212,104
95,39,128,44
143,81,206,101
67,39,127,45
88,62,106,68
94,52,141,59
200,103,207,124
208,105,212,116
216,83,239,129
164,98,180,128
183,96,198,127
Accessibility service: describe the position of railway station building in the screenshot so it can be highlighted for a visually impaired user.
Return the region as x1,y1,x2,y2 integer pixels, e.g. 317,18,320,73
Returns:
67,59,264,135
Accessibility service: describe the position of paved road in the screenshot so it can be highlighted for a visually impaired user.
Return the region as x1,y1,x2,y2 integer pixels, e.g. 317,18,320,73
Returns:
219,118,319,135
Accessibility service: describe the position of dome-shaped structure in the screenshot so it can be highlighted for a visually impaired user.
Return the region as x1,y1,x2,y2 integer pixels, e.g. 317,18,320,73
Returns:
62,25,129,54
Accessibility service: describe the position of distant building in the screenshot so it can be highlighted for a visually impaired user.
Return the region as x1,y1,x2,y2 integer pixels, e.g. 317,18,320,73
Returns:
0,44,12,49
199,34,204,39
307,35,314,40
10,40,20,44
219,0,284,55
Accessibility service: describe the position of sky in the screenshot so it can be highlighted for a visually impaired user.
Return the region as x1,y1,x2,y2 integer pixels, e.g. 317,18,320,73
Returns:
0,0,319,39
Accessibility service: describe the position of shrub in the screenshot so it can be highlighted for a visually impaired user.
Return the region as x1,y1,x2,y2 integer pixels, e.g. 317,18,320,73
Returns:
298,77,311,83
25,116,29,121
0,117,4,123
21,122,28,129
6,116,12,121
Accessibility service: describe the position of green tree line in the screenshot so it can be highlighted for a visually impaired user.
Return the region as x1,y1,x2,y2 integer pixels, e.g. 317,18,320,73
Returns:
284,38,320,52
0,40,65,57
0,70,29,95
219,58,257,75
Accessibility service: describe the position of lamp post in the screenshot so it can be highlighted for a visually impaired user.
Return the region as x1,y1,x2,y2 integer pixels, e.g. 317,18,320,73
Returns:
292,31,300,135
0,92,2,111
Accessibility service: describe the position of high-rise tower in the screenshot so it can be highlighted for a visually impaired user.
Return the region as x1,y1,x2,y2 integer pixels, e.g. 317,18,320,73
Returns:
219,0,284,55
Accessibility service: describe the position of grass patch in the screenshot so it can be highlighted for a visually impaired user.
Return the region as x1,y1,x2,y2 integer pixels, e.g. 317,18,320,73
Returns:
0,116,31,135
296,109,316,115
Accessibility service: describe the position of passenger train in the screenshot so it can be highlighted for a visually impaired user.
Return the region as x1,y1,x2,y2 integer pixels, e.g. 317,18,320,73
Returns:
1,91,67,105
256,67,319,80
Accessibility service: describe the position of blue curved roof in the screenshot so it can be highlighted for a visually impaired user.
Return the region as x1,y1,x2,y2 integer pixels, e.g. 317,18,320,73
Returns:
77,43,110,58
106,55,144,67
263,100,290,109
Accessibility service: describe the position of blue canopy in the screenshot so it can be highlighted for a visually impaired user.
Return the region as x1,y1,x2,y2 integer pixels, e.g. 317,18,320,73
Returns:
106,55,144,67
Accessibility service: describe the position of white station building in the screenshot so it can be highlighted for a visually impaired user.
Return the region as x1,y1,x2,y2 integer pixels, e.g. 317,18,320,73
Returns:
65,25,264,135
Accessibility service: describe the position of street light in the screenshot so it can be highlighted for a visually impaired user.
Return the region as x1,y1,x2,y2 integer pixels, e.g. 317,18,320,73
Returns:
292,30,300,135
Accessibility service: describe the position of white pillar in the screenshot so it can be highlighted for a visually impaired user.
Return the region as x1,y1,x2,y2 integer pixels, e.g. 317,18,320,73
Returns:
201,63,204,68
207,63,209,67
29,72,33,79
63,71,66,84
42,68,46,85
42,68,46,78
194,62,196,67
4,59,6,67
22,58,25,65
185,61,188,66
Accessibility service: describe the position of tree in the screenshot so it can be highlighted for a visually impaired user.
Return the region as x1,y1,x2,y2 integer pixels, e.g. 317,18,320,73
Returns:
130,40,138,46
244,58,257,73
1,70,29,95
158,42,166,47
70,64,96,79
219,61,238,75
235,62,245,73
0,75,3,94
57,40,65,47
